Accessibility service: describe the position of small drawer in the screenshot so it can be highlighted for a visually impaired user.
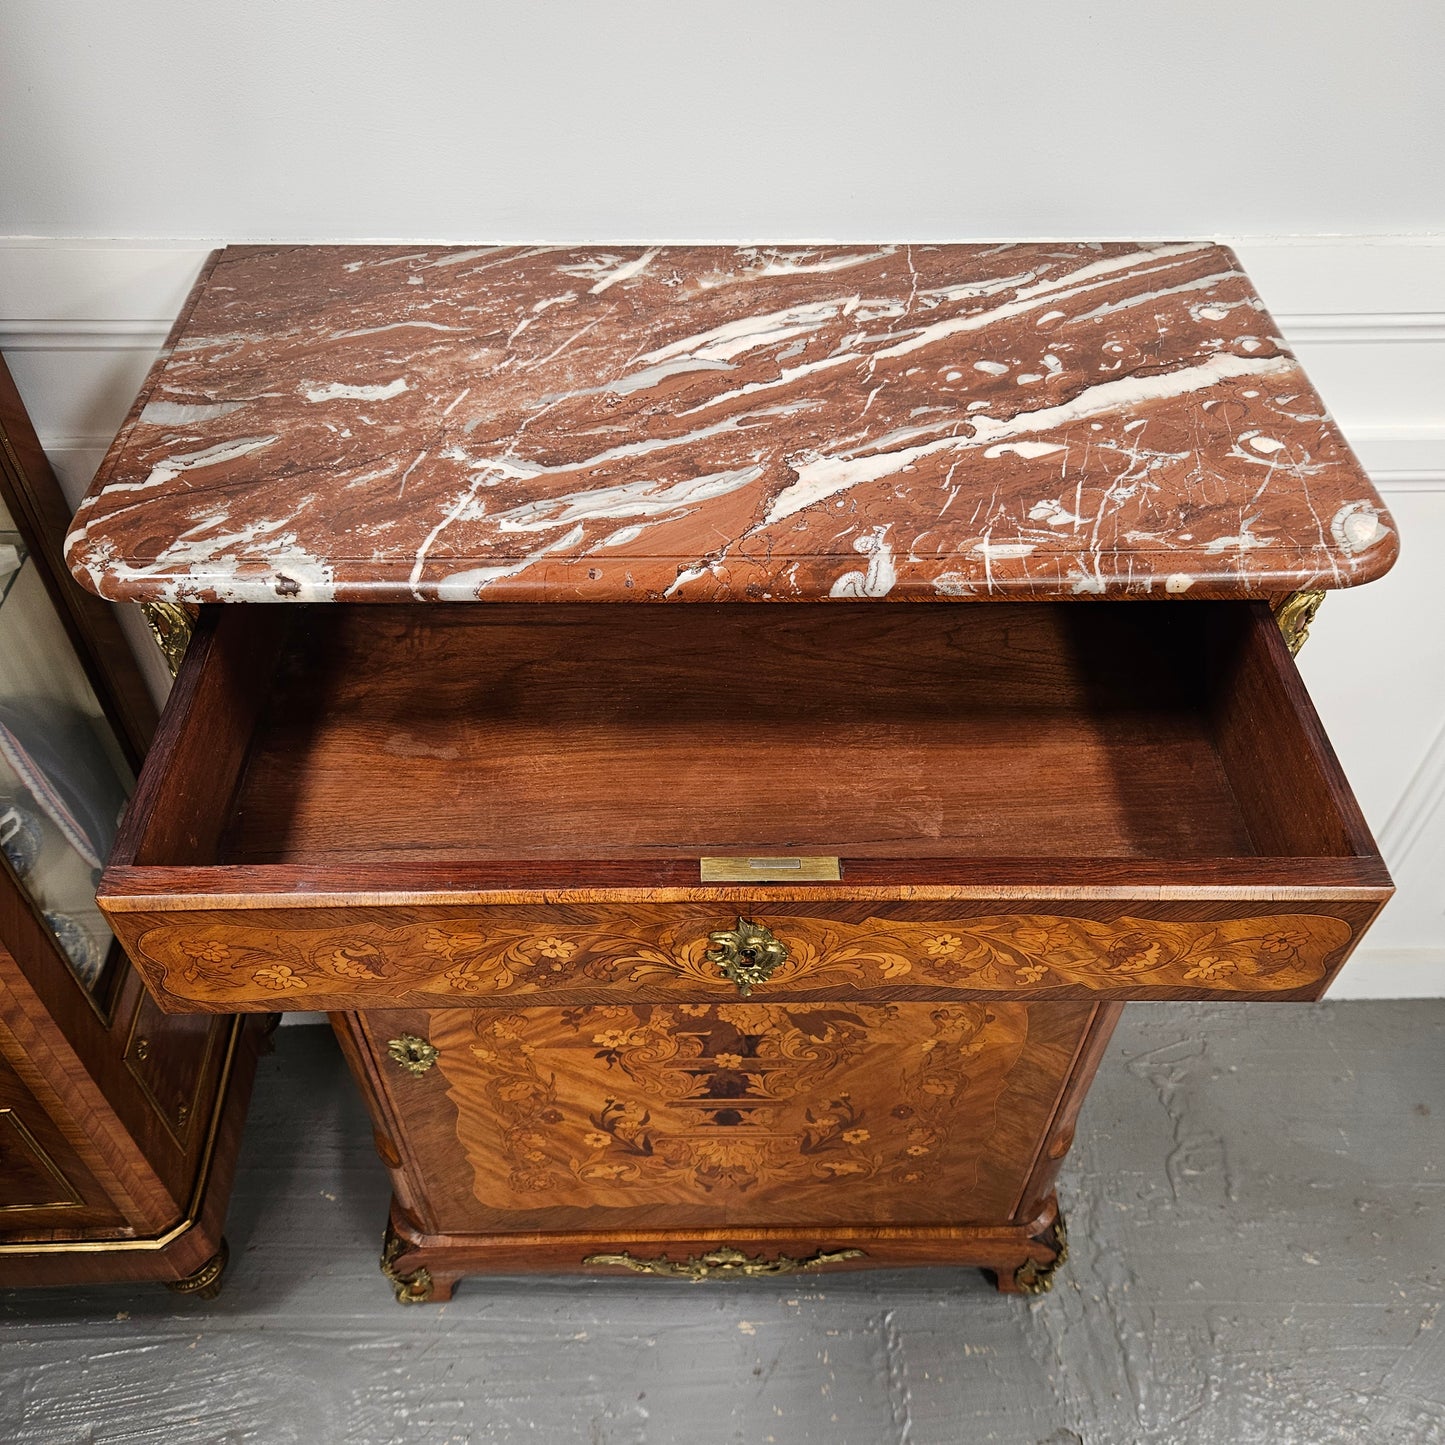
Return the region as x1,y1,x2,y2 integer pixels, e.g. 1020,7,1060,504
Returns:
99,602,1390,1012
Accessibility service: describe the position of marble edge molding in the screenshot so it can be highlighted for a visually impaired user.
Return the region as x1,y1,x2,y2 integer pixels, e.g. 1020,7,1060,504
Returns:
63,241,1397,604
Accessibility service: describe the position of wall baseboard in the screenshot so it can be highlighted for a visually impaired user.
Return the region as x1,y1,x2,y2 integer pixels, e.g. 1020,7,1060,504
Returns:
1328,950,1445,1000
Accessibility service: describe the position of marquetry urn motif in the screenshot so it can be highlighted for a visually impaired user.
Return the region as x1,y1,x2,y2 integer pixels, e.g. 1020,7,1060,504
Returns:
407,999,1098,1227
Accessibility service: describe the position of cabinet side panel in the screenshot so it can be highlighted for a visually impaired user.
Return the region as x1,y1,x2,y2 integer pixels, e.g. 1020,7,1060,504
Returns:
1210,605,1381,858
330,1011,441,1238
0,1056,127,1233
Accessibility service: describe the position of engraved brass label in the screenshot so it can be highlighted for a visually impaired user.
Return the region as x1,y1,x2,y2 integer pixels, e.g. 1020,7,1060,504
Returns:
700,856,842,882
584,1245,865,1280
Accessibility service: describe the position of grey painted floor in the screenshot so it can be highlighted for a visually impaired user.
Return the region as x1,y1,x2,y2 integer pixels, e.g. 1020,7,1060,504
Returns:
1,1001,1441,1445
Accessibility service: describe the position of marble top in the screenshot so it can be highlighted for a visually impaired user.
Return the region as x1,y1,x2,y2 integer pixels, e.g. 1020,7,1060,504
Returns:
66,244,1396,603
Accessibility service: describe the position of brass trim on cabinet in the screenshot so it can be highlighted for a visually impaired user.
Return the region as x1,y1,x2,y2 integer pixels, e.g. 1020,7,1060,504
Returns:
163,1239,228,1299
0,1016,240,1255
583,1245,866,1280
122,1003,220,1150
381,1225,434,1303
140,601,198,677
0,1109,84,1211
1013,1213,1069,1294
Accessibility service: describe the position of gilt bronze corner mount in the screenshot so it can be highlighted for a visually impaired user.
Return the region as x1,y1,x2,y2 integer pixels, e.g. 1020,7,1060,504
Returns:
381,1227,434,1304
1273,589,1326,657
1013,1213,1069,1295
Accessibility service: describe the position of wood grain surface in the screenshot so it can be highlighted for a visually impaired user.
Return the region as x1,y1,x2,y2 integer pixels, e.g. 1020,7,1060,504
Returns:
335,999,1108,1287
218,601,1254,865
110,901,1374,1013
111,600,1383,871
98,597,1389,1014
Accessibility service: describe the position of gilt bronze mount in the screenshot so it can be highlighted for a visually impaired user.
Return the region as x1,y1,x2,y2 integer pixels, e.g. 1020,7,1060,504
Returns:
1012,1213,1069,1295
1273,589,1326,657
583,1245,865,1280
381,1226,434,1303
387,1035,439,1076
705,918,789,997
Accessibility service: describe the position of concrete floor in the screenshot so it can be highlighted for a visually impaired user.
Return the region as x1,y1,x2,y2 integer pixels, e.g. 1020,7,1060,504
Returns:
1,1001,1441,1445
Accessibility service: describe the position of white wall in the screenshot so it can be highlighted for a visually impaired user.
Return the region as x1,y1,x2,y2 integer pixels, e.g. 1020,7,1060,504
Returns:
0,3,1440,996
2,1,1442,240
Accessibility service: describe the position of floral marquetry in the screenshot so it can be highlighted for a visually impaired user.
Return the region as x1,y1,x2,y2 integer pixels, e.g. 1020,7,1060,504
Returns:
124,907,1354,1011
418,1001,1061,1222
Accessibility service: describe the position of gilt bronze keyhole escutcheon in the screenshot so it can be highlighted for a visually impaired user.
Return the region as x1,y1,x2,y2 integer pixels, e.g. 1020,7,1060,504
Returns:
705,917,789,996
387,1034,438,1076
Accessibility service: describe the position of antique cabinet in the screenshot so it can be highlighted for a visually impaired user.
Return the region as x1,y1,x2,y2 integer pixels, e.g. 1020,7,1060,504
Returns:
63,244,1395,1299
0,356,268,1296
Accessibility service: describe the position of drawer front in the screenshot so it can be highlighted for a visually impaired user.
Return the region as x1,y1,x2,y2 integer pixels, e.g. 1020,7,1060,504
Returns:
109,899,1374,1013
100,599,1392,1015
345,1000,1106,1236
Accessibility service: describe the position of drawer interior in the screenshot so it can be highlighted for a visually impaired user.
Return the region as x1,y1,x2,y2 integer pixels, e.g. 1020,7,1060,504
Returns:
122,601,1376,873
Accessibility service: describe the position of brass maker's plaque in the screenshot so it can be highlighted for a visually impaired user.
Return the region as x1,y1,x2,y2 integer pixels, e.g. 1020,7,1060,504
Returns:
699,856,841,883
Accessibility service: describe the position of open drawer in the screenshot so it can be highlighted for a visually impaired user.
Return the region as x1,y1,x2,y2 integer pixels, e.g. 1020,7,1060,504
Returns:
100,602,1391,1012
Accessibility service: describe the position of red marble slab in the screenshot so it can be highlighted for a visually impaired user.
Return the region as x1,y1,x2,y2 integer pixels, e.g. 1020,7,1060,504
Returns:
66,244,1396,603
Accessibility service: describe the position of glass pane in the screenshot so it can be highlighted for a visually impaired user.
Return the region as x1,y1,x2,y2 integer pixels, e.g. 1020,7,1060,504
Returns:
0,497,134,994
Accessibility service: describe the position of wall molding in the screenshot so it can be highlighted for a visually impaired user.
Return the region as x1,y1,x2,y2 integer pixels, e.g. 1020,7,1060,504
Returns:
1366,473,1445,493
4,311,1444,354
0,319,171,351
1277,313,1445,344
1378,718,1445,872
